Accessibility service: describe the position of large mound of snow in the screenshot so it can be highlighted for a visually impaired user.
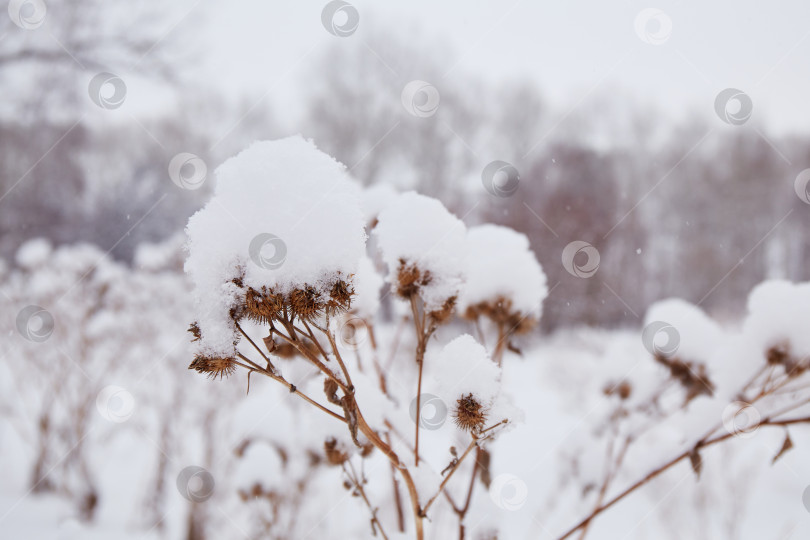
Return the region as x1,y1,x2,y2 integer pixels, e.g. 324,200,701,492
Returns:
459,224,548,320
185,136,367,357
373,191,466,311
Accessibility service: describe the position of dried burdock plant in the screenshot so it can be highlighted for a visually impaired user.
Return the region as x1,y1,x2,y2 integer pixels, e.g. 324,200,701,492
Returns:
395,259,432,299
653,353,715,404
180,138,810,540
457,225,548,366
556,295,810,540
184,140,517,540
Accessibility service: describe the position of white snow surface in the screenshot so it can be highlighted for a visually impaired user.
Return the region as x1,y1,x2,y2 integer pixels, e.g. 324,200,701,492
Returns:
743,279,810,358
428,334,502,407
373,191,466,312
185,136,367,357
350,256,383,319
459,224,548,319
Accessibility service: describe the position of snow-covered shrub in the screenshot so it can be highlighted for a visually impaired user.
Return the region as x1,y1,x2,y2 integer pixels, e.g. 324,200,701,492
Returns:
184,137,525,539
458,224,548,364
182,136,810,540
1,240,130,520
540,291,810,540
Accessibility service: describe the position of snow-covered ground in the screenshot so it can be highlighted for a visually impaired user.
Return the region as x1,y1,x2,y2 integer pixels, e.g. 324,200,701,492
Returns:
2,138,810,540
2,324,810,539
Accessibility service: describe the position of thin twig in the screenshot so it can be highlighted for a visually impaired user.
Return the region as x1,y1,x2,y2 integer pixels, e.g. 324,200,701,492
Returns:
422,438,478,516
322,310,354,391
556,415,810,540
385,432,406,533
235,321,277,373
236,352,346,423
270,324,347,391
300,318,331,360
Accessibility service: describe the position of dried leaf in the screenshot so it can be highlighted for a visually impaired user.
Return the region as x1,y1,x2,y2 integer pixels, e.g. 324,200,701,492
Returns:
262,334,276,354
772,433,794,464
689,447,703,479
341,395,361,447
324,378,341,406
477,448,492,489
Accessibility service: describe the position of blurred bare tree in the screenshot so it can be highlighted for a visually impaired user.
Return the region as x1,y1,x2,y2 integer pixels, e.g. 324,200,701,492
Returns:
300,33,810,329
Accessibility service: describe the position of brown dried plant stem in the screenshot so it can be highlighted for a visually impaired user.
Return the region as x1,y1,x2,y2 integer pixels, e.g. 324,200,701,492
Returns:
457,448,482,540
354,322,404,532
424,420,507,528
385,432,406,533
421,438,478,516
442,445,482,540
577,433,631,540
492,321,507,366
243,313,428,539
556,415,810,540
410,294,436,467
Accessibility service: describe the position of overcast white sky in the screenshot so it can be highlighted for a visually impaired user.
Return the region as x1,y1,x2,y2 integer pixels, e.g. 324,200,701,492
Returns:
181,0,810,136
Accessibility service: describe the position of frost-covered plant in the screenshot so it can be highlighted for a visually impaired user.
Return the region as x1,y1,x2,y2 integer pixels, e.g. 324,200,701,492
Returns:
550,288,810,539
186,137,810,540
1,239,128,521
184,137,525,539
458,224,548,365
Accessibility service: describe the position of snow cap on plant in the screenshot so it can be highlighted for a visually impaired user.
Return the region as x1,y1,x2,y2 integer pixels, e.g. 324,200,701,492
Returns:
742,280,810,375
184,136,366,360
643,299,720,403
428,335,502,433
373,191,466,318
459,224,547,332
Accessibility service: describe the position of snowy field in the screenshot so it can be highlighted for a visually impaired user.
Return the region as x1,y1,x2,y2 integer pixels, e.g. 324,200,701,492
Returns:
2,138,810,540
3,1,810,539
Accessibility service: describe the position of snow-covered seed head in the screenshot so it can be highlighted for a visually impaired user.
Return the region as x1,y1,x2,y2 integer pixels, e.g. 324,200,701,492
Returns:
765,343,806,378
327,278,354,313
655,355,715,403
395,259,431,298
184,136,366,360
453,393,487,433
288,286,323,320
463,297,537,335
244,287,284,325
240,278,353,325
188,354,237,380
